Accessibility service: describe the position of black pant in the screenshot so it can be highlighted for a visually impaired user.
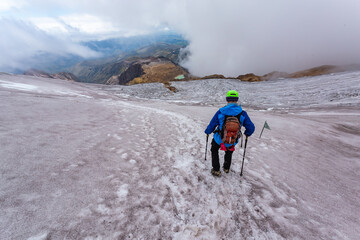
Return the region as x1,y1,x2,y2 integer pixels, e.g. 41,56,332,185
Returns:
211,139,234,171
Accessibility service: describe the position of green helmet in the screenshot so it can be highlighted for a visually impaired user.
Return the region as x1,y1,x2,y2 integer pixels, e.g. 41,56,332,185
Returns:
227,90,238,97
226,90,239,102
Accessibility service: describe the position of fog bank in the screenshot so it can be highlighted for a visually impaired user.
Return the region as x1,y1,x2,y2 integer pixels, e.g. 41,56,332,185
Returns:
166,0,360,76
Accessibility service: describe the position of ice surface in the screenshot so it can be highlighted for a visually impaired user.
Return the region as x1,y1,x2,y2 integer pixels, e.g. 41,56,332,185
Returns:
0,80,39,91
0,76,93,98
0,72,359,239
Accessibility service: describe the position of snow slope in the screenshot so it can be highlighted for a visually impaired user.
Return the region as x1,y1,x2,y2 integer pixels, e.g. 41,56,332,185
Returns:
0,73,359,239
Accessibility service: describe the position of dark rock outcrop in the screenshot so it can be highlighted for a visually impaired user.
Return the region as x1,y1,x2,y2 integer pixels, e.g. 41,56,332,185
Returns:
118,63,144,85
163,82,178,93
106,57,189,85
201,74,226,79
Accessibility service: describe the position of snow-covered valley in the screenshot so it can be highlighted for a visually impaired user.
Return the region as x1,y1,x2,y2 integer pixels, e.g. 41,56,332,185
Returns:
0,72,359,239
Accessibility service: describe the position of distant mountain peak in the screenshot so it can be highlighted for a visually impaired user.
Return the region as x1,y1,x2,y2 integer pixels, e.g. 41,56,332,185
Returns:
23,69,78,81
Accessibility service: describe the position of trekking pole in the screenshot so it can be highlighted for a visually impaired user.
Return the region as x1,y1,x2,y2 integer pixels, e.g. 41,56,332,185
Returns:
240,136,249,176
240,133,243,148
204,134,209,161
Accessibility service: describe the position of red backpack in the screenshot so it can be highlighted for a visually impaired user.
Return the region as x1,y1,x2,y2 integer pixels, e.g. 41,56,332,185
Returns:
220,113,243,144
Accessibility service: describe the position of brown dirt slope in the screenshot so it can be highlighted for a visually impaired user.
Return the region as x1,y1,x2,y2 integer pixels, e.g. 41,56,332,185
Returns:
129,61,187,85
288,65,339,78
107,57,189,85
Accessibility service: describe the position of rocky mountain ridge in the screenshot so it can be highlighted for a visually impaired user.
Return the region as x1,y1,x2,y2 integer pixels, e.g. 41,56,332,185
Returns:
105,57,189,85
23,63,360,87
198,64,360,82
68,42,187,84
24,69,79,81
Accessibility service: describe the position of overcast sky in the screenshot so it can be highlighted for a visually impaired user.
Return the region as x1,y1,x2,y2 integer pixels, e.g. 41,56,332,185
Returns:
1,0,360,76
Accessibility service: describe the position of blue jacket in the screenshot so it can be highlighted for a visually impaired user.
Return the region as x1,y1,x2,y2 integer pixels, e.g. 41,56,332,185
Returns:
205,103,255,147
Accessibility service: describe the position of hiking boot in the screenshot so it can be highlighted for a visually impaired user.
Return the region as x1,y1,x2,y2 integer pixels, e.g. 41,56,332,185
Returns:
223,168,229,173
211,169,221,177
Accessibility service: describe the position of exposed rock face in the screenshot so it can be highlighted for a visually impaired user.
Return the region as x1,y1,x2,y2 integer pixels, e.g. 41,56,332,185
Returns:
118,63,144,85
288,65,339,78
24,69,53,78
163,82,177,93
237,73,263,82
52,72,79,81
201,74,226,79
107,57,189,85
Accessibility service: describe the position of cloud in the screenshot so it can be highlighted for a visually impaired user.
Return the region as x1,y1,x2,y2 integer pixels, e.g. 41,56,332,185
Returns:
0,18,100,72
29,17,69,34
2,0,360,76
59,14,118,35
29,14,122,41
0,0,27,12
19,0,169,37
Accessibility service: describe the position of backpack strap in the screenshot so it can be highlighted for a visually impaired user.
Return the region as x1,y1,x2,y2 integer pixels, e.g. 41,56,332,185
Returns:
237,111,244,127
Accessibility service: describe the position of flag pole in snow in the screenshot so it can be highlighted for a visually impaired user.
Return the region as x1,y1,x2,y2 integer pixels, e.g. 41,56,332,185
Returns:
259,121,271,138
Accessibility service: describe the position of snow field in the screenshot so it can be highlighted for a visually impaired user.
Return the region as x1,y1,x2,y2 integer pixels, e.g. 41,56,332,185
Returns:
0,73,359,239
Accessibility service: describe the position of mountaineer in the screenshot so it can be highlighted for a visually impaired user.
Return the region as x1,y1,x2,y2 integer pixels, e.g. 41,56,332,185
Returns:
205,90,255,176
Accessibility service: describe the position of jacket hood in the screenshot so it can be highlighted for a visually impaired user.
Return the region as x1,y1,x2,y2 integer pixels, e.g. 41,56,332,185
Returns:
219,103,243,116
